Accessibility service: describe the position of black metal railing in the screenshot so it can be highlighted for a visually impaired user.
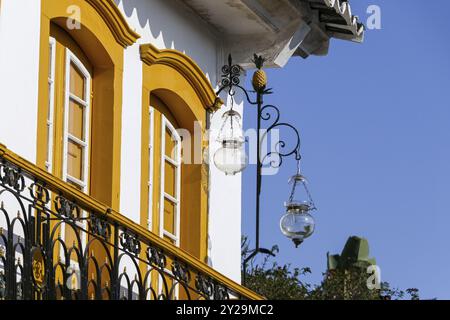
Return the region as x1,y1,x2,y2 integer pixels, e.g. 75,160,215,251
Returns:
0,144,261,300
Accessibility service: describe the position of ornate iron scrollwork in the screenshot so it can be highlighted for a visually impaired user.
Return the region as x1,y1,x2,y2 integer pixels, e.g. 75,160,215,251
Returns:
90,215,110,240
195,274,230,300
171,260,190,283
0,161,25,192
29,181,50,205
221,54,242,87
259,104,301,168
0,153,250,300
214,283,230,300
55,196,81,221
31,247,46,286
216,55,257,105
146,246,166,269
195,274,214,298
119,231,141,255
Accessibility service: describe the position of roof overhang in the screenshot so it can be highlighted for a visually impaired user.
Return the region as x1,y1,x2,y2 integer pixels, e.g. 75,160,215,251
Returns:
180,0,364,69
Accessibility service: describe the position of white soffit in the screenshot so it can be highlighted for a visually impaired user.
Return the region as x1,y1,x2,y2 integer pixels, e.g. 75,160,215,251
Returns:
179,0,364,69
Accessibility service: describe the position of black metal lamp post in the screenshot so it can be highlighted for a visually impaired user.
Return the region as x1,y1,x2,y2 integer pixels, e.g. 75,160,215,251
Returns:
213,54,317,283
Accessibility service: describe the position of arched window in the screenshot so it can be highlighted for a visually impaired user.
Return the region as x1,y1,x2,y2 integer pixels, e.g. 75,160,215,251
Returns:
140,44,220,261
37,0,139,209
36,0,139,299
43,23,95,259
47,24,93,193
149,94,182,247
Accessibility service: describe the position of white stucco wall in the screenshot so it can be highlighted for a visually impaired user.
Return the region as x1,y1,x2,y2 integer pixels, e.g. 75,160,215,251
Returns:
207,94,244,284
0,0,41,162
118,44,143,225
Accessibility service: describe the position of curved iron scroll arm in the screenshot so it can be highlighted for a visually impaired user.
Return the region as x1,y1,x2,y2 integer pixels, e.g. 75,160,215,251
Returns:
215,56,302,166
259,104,302,169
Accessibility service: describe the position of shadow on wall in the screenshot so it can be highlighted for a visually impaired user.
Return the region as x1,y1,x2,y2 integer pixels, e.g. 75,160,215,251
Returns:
207,234,213,267
115,0,219,85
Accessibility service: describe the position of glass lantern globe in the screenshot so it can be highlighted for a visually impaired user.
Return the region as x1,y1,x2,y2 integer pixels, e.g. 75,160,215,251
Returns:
280,173,316,247
214,139,248,175
214,110,248,175
280,202,315,247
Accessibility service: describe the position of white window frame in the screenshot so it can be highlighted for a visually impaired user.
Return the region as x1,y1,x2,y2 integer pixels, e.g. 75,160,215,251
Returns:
159,115,181,247
46,37,56,173
62,48,91,192
60,48,91,261
147,107,155,231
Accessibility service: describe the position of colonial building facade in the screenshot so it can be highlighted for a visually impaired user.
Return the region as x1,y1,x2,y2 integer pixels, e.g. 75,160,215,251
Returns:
0,0,362,300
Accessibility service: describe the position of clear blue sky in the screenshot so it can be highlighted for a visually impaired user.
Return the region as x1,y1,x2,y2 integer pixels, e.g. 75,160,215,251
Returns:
242,0,450,299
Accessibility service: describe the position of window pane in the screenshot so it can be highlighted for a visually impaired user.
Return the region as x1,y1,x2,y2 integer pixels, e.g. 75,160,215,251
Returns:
68,100,84,140
70,62,86,100
165,127,177,160
164,161,176,197
163,198,176,235
67,141,83,181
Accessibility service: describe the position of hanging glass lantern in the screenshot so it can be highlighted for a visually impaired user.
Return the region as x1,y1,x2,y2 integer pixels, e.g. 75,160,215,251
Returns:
214,109,248,175
280,166,316,247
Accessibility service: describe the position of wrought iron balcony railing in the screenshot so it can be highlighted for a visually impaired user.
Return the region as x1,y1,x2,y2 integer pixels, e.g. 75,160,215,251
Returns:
0,143,261,300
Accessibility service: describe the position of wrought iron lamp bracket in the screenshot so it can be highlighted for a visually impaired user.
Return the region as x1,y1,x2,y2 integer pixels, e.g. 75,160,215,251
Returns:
215,54,305,283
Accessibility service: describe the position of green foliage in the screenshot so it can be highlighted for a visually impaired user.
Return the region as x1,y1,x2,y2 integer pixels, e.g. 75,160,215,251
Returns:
244,262,312,300
309,268,381,300
242,236,420,300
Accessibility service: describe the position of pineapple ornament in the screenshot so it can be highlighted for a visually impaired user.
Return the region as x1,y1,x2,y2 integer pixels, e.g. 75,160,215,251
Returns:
252,54,267,93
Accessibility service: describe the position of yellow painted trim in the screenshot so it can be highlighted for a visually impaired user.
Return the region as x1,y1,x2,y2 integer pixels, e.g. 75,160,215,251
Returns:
141,65,211,264
50,24,93,191
37,0,126,211
0,143,263,301
140,44,222,112
138,45,223,263
85,0,140,48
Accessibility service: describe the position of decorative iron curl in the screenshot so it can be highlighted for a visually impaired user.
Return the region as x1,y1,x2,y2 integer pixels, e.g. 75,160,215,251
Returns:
55,196,81,221
220,54,241,88
29,181,50,205
216,55,258,105
259,104,301,169
195,273,214,297
213,283,230,300
146,246,166,269
89,215,110,240
0,161,25,192
216,55,302,168
171,260,190,283
119,231,141,255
